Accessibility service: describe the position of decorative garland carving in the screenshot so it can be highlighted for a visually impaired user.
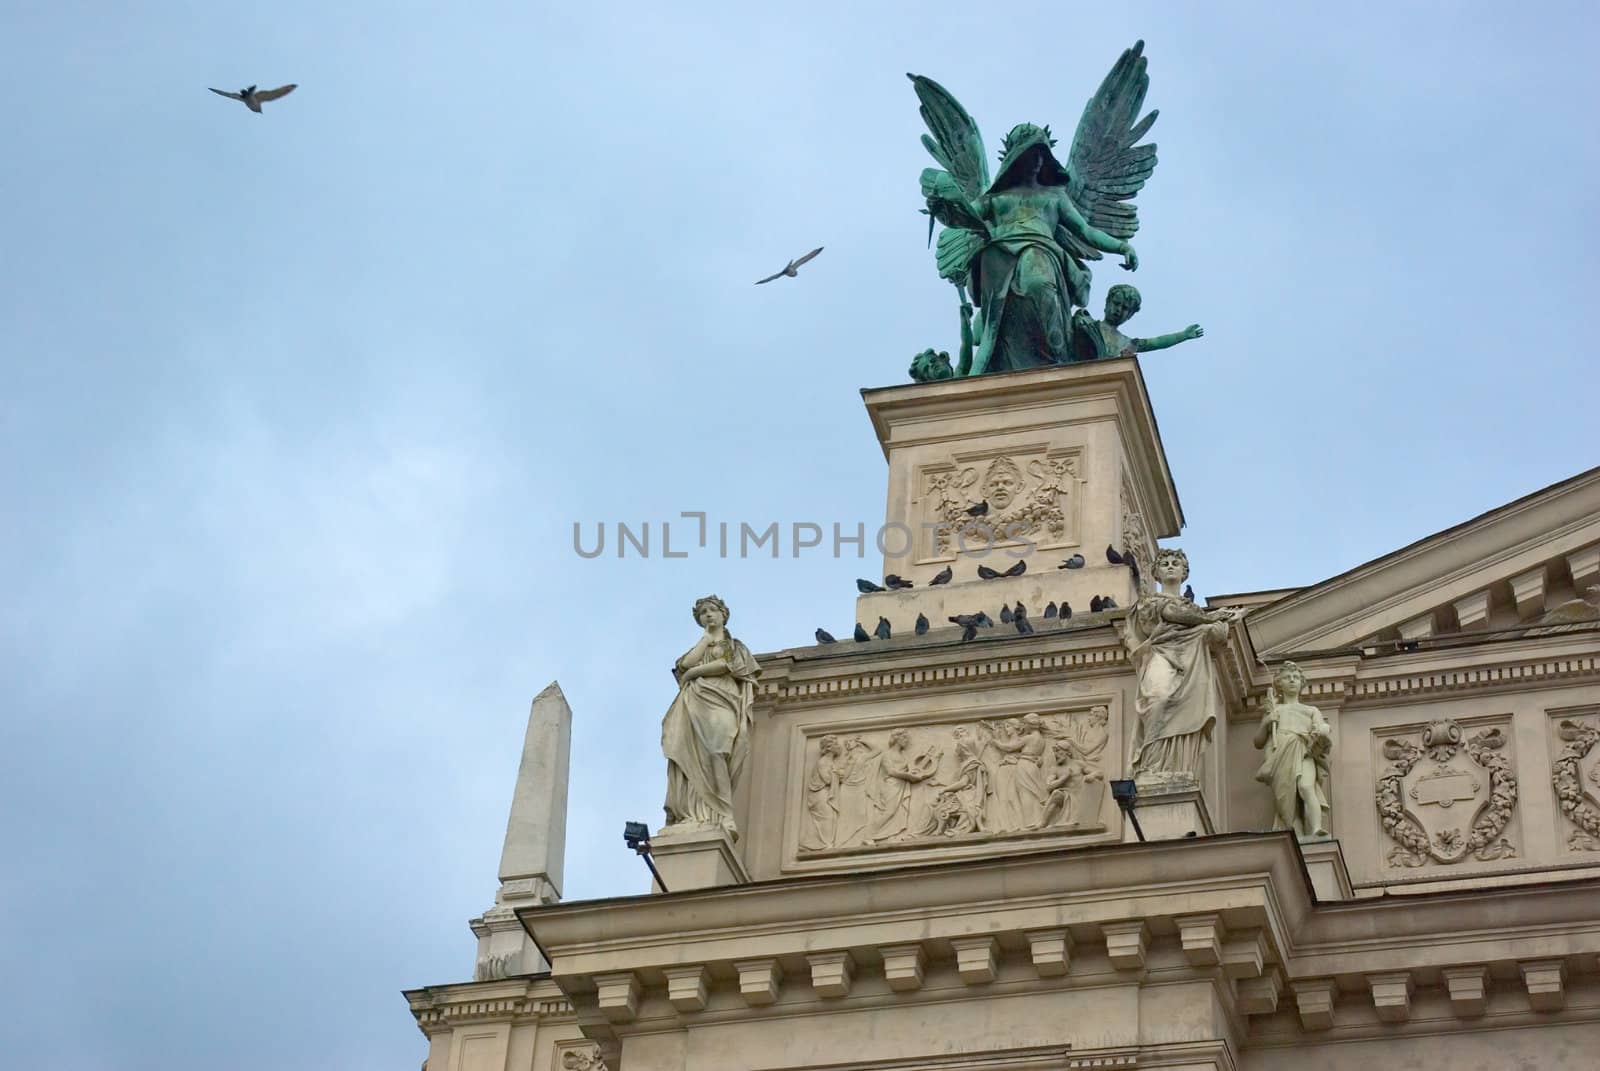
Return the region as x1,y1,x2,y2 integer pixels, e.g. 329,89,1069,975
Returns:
1553,717,1600,851
1375,719,1517,867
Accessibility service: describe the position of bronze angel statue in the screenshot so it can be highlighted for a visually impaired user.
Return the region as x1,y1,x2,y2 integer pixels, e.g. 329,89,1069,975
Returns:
909,41,1201,377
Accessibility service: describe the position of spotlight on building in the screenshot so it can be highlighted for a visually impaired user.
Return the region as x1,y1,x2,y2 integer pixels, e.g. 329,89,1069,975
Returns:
1110,779,1145,843
623,820,669,893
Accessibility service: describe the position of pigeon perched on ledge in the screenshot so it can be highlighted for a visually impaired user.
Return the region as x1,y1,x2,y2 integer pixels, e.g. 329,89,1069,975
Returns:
929,565,953,585
857,578,886,594
815,628,836,644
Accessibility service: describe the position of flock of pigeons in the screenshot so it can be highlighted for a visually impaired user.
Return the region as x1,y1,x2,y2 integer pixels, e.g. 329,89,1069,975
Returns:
210,80,825,287
814,541,1196,648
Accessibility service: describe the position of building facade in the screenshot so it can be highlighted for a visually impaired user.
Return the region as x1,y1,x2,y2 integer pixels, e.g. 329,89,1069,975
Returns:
407,360,1600,1070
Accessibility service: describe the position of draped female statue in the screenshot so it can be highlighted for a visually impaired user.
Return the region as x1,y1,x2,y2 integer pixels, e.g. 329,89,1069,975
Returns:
1124,549,1242,781
660,595,761,839
1253,662,1333,839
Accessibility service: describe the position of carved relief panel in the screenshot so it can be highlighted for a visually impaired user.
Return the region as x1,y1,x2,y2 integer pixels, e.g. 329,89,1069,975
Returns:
1550,712,1600,853
1119,471,1154,565
794,705,1111,859
1373,717,1519,868
556,1042,607,1070
915,447,1082,562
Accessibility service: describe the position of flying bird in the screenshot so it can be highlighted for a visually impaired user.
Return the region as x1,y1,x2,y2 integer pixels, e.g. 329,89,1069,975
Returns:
209,83,297,113
815,628,836,645
929,565,953,585
1060,554,1085,570
884,574,914,590
853,623,871,642
874,616,892,640
915,613,930,635
857,578,887,594
755,246,824,285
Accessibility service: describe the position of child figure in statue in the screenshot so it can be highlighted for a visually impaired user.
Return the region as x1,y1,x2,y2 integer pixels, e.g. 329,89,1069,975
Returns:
1252,661,1333,840
1071,284,1203,361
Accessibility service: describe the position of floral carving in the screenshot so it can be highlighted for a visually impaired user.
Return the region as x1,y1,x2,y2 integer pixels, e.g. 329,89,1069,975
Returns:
1375,719,1517,867
1119,473,1152,569
1553,717,1600,851
562,1045,607,1071
797,707,1109,855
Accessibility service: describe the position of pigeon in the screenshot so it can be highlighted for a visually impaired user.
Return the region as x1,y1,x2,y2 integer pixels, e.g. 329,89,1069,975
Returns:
755,247,823,285
1059,554,1086,570
915,613,929,635
209,83,297,113
1059,601,1072,620
1000,604,1014,624
1102,596,1119,609
977,564,1002,580
1002,559,1026,578
965,500,990,517
949,613,985,641
884,574,914,590
857,578,887,593
1106,544,1127,566
974,611,995,628
929,565,953,585
815,628,836,644
1090,596,1105,613
1043,601,1058,619
853,623,870,642
1183,584,1195,603
1014,603,1034,634
874,616,892,640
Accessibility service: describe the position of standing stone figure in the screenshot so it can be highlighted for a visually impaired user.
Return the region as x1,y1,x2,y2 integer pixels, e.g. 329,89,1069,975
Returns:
1253,662,1332,839
1123,549,1242,781
660,595,761,839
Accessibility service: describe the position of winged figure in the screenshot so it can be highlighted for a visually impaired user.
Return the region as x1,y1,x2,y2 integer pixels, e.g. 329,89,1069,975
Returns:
209,84,297,114
909,42,1164,376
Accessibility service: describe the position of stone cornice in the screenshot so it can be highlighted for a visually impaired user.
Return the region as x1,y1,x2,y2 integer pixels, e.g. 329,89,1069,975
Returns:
1248,466,1600,654
404,976,574,1036
757,621,1130,707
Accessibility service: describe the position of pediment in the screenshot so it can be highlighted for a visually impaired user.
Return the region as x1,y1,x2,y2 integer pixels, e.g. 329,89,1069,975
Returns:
1247,466,1600,656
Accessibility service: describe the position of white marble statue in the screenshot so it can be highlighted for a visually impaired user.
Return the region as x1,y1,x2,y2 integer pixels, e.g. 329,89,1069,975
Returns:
1123,548,1242,781
1253,661,1332,839
660,595,761,839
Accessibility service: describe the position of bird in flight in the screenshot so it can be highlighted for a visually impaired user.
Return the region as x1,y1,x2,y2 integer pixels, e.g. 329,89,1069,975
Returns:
209,84,297,113
755,246,823,285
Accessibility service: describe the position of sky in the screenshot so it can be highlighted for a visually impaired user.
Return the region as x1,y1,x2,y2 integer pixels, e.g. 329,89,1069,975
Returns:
2,2,1597,1068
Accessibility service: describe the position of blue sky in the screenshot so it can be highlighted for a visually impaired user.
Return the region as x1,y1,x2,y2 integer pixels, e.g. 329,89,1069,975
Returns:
2,2,1597,1068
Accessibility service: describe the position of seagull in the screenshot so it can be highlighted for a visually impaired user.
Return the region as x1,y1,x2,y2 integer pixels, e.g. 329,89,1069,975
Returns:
884,574,914,590
755,246,823,285
209,83,297,113
929,565,953,586
874,616,892,640
815,628,836,645
915,613,930,635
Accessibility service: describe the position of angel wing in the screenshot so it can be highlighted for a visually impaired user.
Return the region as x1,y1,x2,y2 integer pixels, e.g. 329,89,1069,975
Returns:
254,84,297,102
209,88,244,101
908,74,990,202
1065,40,1159,255
934,227,983,286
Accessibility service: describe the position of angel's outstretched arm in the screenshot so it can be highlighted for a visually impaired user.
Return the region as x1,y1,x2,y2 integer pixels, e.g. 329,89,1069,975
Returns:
1058,195,1136,266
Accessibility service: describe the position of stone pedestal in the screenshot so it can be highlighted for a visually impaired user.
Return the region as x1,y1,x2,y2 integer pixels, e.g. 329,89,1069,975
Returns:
1298,837,1353,902
650,824,750,893
856,359,1181,635
1125,775,1214,842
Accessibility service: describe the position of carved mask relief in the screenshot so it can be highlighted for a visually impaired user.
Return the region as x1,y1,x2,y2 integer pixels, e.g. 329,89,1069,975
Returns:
919,448,1080,559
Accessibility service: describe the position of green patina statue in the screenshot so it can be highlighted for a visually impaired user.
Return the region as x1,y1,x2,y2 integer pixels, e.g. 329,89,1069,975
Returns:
1070,284,1203,360
909,41,1202,378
